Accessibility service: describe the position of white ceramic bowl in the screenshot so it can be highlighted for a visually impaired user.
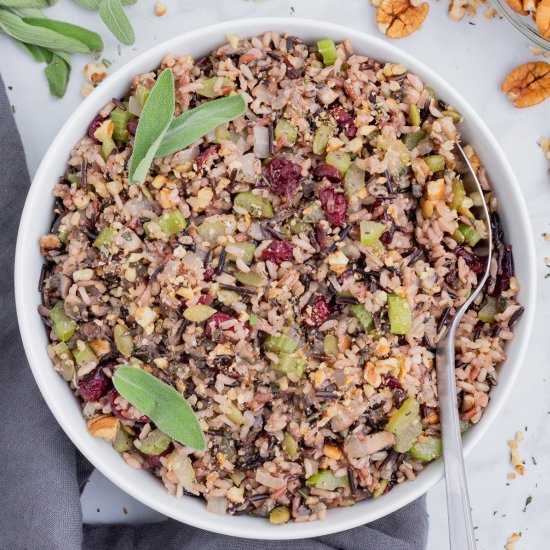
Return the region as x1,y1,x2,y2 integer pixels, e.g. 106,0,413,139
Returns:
15,17,536,540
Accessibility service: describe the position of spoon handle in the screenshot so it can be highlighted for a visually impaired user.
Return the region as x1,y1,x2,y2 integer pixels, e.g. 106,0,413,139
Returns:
436,329,477,550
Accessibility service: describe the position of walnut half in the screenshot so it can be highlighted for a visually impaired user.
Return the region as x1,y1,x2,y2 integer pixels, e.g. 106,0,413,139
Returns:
502,62,550,108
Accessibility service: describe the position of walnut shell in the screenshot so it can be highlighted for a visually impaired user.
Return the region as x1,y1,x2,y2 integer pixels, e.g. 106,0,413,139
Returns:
502,62,550,108
376,0,429,39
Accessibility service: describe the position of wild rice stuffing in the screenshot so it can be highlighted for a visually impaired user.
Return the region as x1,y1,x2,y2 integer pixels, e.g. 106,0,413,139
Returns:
38,32,522,523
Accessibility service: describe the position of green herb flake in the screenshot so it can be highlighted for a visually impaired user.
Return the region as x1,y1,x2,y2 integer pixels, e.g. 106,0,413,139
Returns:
102,57,111,67
112,365,206,451
128,68,175,184
249,313,256,326
523,495,533,512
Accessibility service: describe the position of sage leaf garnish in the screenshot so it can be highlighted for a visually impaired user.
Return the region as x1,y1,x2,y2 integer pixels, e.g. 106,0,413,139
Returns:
0,9,92,53
18,41,52,62
129,68,175,184
23,16,104,52
73,0,100,9
112,366,206,451
45,53,70,97
99,0,134,46
156,95,247,158
0,0,56,7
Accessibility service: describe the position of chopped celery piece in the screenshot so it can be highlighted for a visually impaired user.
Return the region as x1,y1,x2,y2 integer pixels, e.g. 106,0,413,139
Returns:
323,334,339,356
402,130,426,151
452,228,465,244
470,191,484,207
196,220,228,243
360,220,387,246
113,426,134,453
226,404,244,425
146,210,187,238
317,38,338,65
350,304,374,332
110,107,132,141
227,241,256,263
53,341,71,360
263,334,299,354
217,289,239,306
372,479,388,498
60,360,75,382
135,84,149,107
449,178,466,211
101,137,116,161
313,124,333,155
289,221,311,235
311,60,324,69
184,304,216,322
409,436,442,462
113,324,133,358
478,296,497,324
458,223,481,247
306,470,349,490
50,300,77,342
197,76,235,98
230,471,246,486
326,151,351,175
344,163,366,200
387,294,412,335
58,228,68,243
386,397,422,453
271,354,306,377
233,269,266,287
269,506,291,525
93,227,115,250
424,154,445,173
408,104,421,126
73,343,97,366
274,119,297,144
139,429,171,455
283,432,299,459
233,191,274,218
441,110,463,123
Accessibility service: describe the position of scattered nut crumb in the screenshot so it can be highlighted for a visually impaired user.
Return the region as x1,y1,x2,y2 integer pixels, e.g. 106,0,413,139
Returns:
539,137,550,160
155,1,167,16
507,431,526,477
83,61,108,85
505,532,521,550
80,83,94,97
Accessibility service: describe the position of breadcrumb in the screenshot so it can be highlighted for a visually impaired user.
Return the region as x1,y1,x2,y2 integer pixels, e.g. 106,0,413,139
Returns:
155,1,167,16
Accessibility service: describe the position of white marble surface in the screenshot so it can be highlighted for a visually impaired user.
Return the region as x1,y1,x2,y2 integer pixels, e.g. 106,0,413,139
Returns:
1,2,549,548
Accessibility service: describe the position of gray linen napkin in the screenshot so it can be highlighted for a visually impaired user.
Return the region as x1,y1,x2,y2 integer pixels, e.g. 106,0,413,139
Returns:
0,75,428,550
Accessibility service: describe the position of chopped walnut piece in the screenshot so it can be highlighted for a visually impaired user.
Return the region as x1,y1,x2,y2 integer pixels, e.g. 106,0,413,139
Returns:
536,0,550,38
502,61,550,108
155,1,167,16
376,0,429,39
506,0,528,14
505,532,521,550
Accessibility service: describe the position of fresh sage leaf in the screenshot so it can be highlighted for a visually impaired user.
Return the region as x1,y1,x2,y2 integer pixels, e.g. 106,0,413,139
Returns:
0,9,91,53
0,0,56,7
45,53,70,97
8,6,46,17
112,366,206,451
23,17,103,52
99,0,134,46
73,0,101,9
120,0,136,4
18,41,52,62
156,95,248,158
129,68,174,184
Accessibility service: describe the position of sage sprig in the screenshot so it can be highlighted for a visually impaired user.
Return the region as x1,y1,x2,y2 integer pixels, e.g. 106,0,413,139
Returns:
112,366,206,451
156,95,248,157
98,0,134,45
129,69,175,184
129,72,247,183
0,0,57,7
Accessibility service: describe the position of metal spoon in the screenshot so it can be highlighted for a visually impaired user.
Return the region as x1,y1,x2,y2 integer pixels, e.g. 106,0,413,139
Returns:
436,143,493,550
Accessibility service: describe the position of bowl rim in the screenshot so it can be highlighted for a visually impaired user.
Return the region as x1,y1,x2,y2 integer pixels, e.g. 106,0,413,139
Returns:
14,17,537,540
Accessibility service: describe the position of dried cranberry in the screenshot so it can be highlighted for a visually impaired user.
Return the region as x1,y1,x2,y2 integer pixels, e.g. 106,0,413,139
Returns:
142,445,172,468
380,223,395,245
109,390,149,422
454,246,487,274
302,296,331,327
203,268,215,282
262,156,302,198
78,367,111,402
331,106,357,139
204,311,235,340
260,240,294,264
127,118,139,136
198,294,214,305
312,162,342,183
87,115,104,142
318,186,347,227
383,376,402,390
196,145,217,168
313,223,329,250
